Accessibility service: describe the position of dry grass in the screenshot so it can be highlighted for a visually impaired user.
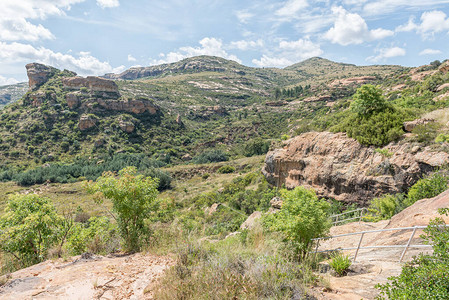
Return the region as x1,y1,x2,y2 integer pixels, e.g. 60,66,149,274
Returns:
424,108,449,126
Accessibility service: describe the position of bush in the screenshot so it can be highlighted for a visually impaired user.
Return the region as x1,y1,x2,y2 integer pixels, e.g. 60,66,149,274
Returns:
217,165,235,174
350,85,388,116
412,123,440,144
86,167,159,251
0,194,61,265
406,172,448,206
368,194,406,221
329,252,352,276
243,138,270,157
263,186,331,259
192,149,229,164
376,211,449,299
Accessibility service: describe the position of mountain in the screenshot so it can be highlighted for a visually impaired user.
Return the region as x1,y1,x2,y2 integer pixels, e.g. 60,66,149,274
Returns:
0,82,28,108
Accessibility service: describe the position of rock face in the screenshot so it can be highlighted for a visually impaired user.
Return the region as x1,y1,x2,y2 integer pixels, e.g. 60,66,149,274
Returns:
119,119,135,133
262,131,449,204
403,118,435,132
62,76,118,93
91,98,159,114
438,61,449,73
25,63,57,89
329,76,376,87
78,114,97,131
66,92,81,109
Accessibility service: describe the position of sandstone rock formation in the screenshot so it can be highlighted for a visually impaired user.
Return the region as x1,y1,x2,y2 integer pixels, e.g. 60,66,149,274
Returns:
119,119,135,133
78,114,97,131
329,76,376,87
403,118,435,132
62,76,118,93
25,63,57,90
66,92,81,109
437,83,449,92
90,98,158,114
438,61,449,73
262,131,449,204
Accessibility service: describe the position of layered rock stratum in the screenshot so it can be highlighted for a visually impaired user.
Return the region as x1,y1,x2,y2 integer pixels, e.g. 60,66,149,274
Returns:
263,131,449,204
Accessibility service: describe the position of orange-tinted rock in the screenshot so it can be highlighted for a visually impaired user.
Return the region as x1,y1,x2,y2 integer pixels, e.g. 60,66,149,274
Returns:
119,119,135,133
25,63,57,90
438,61,449,73
262,131,449,204
62,76,118,93
94,99,159,114
66,92,81,109
329,76,376,87
78,114,97,131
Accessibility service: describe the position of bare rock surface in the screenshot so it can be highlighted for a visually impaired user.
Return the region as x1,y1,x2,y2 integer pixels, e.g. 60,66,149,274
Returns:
63,76,119,93
82,98,159,114
403,118,435,132
263,131,449,204
26,63,57,90
329,76,376,87
78,114,97,131
0,253,173,300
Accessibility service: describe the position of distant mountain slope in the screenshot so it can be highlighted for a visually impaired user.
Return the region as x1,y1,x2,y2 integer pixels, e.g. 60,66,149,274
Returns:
0,82,28,108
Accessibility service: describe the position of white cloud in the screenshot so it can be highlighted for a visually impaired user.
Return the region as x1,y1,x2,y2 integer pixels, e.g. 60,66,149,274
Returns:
252,38,323,68
367,47,406,62
397,10,449,38
324,6,393,45
0,75,19,86
235,11,254,24
363,0,449,16
127,54,137,62
153,37,242,65
228,39,264,51
0,42,125,76
419,48,442,55
275,0,308,19
96,0,120,9
0,19,54,42
274,0,309,18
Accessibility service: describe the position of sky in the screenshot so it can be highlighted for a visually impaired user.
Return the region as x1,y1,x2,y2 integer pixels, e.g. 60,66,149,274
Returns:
1,0,449,86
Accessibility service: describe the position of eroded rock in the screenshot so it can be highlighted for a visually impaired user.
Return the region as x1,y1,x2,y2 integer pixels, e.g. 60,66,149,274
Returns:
78,114,97,131
26,63,57,90
262,131,449,204
62,76,118,93
403,118,435,132
66,92,81,109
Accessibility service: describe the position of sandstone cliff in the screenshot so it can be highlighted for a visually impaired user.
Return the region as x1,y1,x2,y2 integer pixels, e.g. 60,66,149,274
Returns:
25,63,58,90
62,76,118,93
262,131,449,204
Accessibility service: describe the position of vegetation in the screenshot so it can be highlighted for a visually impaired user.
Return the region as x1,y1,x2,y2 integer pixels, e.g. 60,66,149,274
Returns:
405,172,448,206
350,85,388,116
263,186,331,259
377,209,449,299
86,167,159,252
329,252,352,276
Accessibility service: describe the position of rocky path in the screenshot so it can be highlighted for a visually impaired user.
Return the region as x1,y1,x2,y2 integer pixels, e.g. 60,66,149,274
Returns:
0,253,174,300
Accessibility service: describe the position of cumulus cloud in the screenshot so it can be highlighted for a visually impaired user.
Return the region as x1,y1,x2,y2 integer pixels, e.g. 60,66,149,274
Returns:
96,0,120,9
367,47,406,62
228,39,264,51
153,37,241,65
419,48,442,55
0,42,125,76
127,54,137,62
363,0,449,16
275,0,308,19
324,6,393,45
252,38,323,67
0,75,20,86
396,10,449,38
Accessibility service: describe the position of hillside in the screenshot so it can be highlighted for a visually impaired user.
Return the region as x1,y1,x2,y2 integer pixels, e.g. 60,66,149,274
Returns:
0,82,28,108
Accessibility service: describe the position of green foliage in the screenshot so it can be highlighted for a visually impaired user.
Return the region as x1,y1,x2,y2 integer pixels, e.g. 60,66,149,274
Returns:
192,149,229,164
435,133,449,143
412,123,440,144
67,216,119,255
242,138,270,157
376,215,449,299
217,165,235,174
331,107,407,146
329,252,352,276
406,172,448,206
0,194,61,265
350,85,388,116
86,166,159,251
368,194,406,221
263,186,331,259
375,148,393,158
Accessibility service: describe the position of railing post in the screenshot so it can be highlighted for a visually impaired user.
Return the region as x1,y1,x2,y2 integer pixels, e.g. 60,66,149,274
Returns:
335,215,339,224
354,233,364,262
399,227,417,263
314,239,320,262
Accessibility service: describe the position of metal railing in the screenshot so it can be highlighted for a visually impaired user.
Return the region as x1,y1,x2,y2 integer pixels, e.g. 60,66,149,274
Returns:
330,208,367,225
312,225,449,263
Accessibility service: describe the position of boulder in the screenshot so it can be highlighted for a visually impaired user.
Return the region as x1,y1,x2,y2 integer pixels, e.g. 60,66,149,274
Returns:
240,211,262,230
92,98,159,114
26,63,57,90
119,119,135,133
438,61,449,74
66,92,81,109
78,114,97,131
437,83,449,92
270,197,283,209
262,131,449,204
403,118,435,132
62,76,118,93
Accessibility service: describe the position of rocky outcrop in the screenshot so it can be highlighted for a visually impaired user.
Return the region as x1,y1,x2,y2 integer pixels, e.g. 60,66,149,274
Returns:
262,131,449,204
87,98,159,114
266,101,288,106
119,119,135,133
303,95,332,102
78,114,97,131
66,92,81,109
329,76,376,87
240,211,262,230
438,61,449,73
62,76,118,93
437,83,449,92
403,118,435,132
25,63,57,90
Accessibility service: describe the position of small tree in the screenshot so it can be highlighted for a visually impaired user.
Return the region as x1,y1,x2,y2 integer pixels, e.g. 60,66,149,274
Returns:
263,186,331,259
86,166,159,252
0,194,61,265
350,84,387,116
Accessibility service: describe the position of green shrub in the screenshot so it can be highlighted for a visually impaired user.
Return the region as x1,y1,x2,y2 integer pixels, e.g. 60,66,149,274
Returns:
412,122,440,144
243,138,270,157
192,149,229,164
350,85,388,116
86,167,159,252
406,172,448,206
0,194,61,265
329,252,352,276
368,194,406,221
435,133,449,143
263,186,331,259
376,212,449,299
217,165,235,174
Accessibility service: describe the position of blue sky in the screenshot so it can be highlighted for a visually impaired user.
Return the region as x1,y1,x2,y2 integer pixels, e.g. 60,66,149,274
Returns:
1,0,449,85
